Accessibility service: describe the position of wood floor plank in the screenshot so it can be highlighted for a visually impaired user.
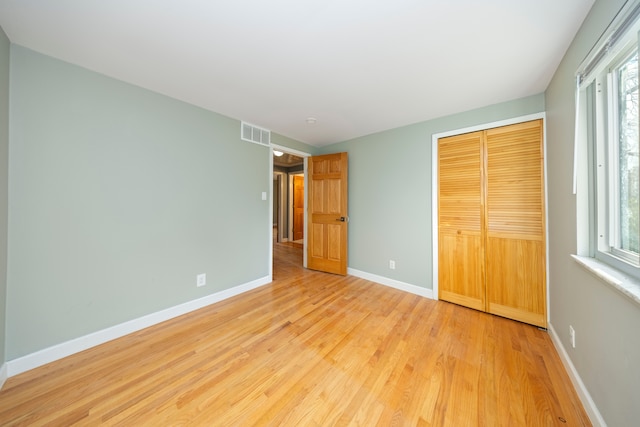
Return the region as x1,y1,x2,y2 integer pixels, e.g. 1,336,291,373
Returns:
0,241,591,426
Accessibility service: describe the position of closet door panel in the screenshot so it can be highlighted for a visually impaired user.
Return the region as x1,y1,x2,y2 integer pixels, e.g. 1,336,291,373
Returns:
439,232,485,310
485,120,546,327
485,237,546,327
438,131,485,310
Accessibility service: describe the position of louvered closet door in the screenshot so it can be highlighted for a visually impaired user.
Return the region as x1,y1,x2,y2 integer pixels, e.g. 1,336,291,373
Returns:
438,120,546,328
485,120,546,327
438,131,486,311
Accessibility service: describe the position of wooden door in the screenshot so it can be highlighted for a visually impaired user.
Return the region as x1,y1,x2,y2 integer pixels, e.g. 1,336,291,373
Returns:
293,175,304,241
307,152,348,275
485,120,546,327
438,131,486,311
437,119,546,328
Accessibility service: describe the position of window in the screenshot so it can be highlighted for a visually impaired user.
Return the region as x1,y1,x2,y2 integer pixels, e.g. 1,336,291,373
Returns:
595,45,640,266
615,51,639,255
577,0,640,278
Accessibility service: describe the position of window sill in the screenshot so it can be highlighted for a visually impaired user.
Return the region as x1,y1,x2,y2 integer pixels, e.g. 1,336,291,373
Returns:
571,254,640,308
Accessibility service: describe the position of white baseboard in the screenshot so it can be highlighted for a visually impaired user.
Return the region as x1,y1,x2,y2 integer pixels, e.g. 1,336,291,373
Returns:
548,323,607,427
0,362,7,389
6,275,271,378
348,268,434,299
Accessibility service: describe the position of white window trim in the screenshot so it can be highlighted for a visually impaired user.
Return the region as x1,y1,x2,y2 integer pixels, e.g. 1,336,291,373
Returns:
573,0,640,308
576,78,640,308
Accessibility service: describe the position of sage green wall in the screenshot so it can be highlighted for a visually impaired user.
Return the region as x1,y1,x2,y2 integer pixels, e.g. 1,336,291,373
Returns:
5,46,312,360
0,27,9,365
319,95,544,289
545,0,640,425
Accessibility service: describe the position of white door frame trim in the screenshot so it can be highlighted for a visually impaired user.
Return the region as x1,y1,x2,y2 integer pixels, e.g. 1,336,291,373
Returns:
431,112,548,316
269,144,311,280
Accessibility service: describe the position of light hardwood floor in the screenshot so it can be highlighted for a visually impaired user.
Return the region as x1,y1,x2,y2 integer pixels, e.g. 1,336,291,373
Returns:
0,242,590,426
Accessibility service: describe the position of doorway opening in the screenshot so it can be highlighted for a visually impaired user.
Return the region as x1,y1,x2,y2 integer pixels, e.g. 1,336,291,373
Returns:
270,146,309,277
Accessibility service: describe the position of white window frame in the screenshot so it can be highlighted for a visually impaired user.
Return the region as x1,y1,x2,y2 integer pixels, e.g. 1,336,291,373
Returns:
594,48,640,268
576,0,640,282
573,2,640,310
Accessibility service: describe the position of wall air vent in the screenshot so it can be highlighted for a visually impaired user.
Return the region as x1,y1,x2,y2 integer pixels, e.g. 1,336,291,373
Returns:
241,122,271,146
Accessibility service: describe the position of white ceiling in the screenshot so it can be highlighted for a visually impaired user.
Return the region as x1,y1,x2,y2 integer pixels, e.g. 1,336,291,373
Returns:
0,0,595,147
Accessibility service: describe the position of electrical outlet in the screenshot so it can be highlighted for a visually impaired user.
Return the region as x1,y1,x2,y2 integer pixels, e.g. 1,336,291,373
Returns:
197,273,206,287
569,325,576,348
389,260,396,270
